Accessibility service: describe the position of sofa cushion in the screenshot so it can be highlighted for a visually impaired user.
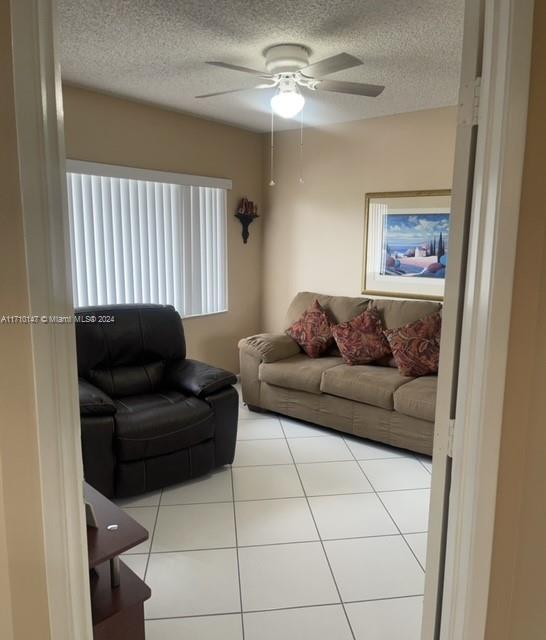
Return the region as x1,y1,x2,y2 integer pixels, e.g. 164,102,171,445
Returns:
286,299,334,358
394,376,437,422
259,354,343,394
384,312,442,377
332,308,391,365
285,291,370,327
370,299,442,330
114,391,214,462
320,364,413,410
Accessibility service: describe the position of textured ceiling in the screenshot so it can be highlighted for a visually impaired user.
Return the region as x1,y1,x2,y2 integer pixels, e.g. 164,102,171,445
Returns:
58,0,465,132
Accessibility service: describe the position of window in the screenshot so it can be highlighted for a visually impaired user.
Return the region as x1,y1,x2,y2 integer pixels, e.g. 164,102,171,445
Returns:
66,161,230,317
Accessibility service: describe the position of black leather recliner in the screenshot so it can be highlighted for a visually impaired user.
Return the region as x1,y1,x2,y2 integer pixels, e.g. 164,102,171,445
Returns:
75,304,238,498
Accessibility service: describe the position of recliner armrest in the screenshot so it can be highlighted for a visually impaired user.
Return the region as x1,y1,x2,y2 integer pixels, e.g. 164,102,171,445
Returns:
166,359,237,398
238,333,301,363
79,379,116,417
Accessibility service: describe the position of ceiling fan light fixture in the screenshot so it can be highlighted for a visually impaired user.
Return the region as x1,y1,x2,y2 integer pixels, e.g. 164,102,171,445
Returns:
271,85,305,119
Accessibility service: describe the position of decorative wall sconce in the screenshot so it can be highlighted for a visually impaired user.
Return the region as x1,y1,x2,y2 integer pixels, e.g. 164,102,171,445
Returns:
235,197,259,244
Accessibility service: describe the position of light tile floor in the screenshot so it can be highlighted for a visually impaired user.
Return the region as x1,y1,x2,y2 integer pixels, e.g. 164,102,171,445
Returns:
118,388,432,640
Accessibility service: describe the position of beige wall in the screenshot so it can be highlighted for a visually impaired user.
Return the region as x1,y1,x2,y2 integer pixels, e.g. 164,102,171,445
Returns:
0,3,51,639
261,107,457,331
485,3,546,638
4,5,544,638
62,86,264,372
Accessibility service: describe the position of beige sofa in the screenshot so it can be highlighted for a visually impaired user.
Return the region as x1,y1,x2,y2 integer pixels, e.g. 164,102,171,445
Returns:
238,292,441,456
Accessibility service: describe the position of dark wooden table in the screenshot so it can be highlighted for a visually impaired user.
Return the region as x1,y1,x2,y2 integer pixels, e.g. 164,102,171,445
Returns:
85,483,151,640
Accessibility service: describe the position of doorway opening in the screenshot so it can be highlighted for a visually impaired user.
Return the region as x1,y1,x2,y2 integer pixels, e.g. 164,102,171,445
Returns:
4,1,534,639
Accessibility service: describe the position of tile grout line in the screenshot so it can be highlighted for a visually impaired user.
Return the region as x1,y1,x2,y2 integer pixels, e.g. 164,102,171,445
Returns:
230,465,246,640
233,390,245,640
281,420,358,640
143,488,163,582
141,409,431,629
347,444,428,576
239,434,350,441
122,483,430,510
145,592,426,623
401,533,427,572
413,454,433,475
376,491,427,573
234,457,417,468
127,530,430,557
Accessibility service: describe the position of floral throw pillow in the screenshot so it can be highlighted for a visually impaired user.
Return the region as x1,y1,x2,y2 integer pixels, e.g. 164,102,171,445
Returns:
332,308,391,365
384,312,442,377
286,299,334,358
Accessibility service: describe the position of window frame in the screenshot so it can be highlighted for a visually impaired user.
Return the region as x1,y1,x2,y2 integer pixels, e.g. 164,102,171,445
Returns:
66,160,232,191
65,159,232,319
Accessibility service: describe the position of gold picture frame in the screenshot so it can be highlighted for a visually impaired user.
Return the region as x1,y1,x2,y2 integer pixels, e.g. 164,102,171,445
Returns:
362,189,452,300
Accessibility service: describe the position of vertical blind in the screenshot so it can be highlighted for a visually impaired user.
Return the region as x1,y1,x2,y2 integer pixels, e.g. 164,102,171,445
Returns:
66,172,228,316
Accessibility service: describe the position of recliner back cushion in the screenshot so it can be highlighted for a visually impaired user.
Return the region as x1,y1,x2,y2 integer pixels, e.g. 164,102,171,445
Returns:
88,361,167,398
75,304,186,397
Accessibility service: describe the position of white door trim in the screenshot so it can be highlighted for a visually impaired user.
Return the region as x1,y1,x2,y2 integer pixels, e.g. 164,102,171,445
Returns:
8,0,534,639
437,0,534,638
10,1,92,639
421,0,484,636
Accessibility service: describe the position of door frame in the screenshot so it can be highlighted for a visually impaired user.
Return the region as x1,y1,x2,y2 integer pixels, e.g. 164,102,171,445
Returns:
9,0,535,638
423,0,535,638
421,0,484,635
9,1,93,639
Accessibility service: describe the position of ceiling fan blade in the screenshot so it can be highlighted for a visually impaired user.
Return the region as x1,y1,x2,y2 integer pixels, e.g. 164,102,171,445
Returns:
316,79,385,97
206,61,271,78
300,53,362,78
195,84,273,98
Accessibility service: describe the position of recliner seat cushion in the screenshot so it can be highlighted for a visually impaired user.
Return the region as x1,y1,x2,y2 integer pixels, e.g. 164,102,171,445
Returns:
259,354,343,394
393,376,437,422
320,364,413,410
114,391,214,462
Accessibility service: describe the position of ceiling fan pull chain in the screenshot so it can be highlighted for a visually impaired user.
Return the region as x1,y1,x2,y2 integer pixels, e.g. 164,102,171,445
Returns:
269,108,276,186
299,108,304,184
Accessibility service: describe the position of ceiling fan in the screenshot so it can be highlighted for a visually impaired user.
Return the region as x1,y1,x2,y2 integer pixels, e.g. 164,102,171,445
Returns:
195,44,385,119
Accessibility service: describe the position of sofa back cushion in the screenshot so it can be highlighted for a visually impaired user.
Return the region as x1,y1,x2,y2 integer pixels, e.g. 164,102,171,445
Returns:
285,291,371,328
284,293,442,365
75,304,186,397
285,293,441,330
369,299,442,330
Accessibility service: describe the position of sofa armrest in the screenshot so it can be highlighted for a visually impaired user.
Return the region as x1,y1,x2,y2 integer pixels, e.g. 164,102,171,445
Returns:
79,379,116,417
238,333,300,363
166,359,237,398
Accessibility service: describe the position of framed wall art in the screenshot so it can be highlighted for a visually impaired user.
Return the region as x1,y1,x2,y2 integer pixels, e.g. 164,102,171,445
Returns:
362,190,452,300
